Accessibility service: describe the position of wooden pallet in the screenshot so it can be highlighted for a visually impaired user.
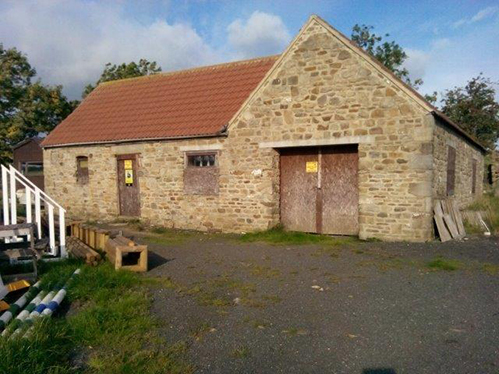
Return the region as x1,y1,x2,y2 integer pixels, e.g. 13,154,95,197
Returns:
104,236,147,272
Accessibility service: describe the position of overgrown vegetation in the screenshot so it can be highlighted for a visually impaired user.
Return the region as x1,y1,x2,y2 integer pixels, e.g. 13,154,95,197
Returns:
427,257,462,271
240,225,358,247
466,192,499,233
0,261,193,374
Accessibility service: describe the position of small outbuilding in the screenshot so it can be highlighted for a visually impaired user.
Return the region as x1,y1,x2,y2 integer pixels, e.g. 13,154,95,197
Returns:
42,16,486,242
13,136,45,190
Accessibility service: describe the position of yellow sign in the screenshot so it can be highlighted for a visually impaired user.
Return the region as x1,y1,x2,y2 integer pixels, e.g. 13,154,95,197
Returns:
125,169,134,184
306,161,318,173
124,160,133,169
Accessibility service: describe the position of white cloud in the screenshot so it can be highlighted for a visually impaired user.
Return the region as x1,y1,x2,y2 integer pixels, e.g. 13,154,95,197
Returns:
227,11,291,59
0,0,220,99
413,23,499,103
403,49,430,81
453,6,498,28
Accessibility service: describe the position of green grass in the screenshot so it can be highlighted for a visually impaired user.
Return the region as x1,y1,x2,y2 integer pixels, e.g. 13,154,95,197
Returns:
144,228,197,245
427,257,462,271
0,261,193,374
240,225,358,246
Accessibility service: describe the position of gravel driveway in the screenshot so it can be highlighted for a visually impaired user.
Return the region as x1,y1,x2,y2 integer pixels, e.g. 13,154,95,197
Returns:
130,231,499,374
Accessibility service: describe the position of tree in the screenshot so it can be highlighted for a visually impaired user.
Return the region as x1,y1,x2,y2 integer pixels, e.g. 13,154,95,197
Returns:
83,59,162,97
441,74,499,150
0,44,77,164
351,24,422,89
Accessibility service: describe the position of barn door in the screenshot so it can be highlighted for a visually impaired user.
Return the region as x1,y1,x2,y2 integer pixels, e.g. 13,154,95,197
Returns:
117,155,141,217
280,148,318,232
321,145,358,235
280,145,358,235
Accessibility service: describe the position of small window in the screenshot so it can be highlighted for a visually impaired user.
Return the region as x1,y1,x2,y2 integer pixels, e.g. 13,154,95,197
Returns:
472,159,477,194
184,152,219,195
76,156,89,185
446,146,456,196
187,154,216,167
21,162,43,176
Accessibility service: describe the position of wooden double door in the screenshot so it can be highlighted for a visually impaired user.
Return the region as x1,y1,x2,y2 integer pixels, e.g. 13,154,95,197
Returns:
280,145,359,235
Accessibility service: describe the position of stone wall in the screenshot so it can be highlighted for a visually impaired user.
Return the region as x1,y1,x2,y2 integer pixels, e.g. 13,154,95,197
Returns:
223,19,434,241
432,117,485,207
44,18,483,242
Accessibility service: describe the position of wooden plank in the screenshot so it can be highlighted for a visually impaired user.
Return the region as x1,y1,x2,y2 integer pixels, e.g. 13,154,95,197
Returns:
443,213,460,239
434,200,452,242
114,236,135,247
451,200,466,237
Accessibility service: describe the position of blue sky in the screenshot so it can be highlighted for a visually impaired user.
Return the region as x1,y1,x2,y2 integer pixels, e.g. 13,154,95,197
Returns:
1,0,498,102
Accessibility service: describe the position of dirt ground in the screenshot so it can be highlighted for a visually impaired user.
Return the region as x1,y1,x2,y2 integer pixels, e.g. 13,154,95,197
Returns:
118,226,499,374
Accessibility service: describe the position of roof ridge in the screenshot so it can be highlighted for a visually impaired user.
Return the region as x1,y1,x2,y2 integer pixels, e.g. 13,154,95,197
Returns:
98,55,280,87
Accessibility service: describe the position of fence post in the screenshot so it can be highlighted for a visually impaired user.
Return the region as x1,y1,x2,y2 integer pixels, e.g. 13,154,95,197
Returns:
2,167,9,226
59,208,66,258
9,167,16,225
48,204,55,255
35,189,41,239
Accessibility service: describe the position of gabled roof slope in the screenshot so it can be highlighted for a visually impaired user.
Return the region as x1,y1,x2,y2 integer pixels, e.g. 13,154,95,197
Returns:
42,56,278,147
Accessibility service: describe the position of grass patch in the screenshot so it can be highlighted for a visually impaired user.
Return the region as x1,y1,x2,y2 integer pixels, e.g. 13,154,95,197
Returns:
427,257,462,271
240,225,358,247
143,228,198,245
0,261,193,374
249,264,281,278
482,263,499,276
232,346,251,359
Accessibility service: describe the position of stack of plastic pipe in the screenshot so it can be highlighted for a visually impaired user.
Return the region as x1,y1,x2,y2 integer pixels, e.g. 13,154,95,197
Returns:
0,281,41,331
4,268,81,340
1,289,46,338
15,268,81,340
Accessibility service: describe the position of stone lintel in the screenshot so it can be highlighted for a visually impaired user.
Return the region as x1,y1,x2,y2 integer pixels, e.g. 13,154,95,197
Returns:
258,135,374,149
179,144,224,152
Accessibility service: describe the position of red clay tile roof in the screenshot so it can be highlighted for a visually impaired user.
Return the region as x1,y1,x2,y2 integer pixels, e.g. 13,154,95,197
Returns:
42,56,278,147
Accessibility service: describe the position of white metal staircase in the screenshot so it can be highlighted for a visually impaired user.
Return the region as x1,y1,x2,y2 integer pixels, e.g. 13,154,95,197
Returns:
1,164,66,258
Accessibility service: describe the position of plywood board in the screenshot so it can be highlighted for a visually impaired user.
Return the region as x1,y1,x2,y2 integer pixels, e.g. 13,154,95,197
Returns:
434,200,452,242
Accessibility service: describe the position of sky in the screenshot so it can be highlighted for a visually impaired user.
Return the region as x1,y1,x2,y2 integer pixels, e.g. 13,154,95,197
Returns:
1,0,498,102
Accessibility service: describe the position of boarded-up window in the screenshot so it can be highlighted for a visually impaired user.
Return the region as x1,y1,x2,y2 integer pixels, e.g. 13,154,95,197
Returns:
76,156,89,185
472,159,477,194
184,152,219,195
446,146,456,196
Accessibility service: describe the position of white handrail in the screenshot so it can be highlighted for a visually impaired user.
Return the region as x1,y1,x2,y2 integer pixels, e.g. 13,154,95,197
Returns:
7,165,66,212
1,163,66,258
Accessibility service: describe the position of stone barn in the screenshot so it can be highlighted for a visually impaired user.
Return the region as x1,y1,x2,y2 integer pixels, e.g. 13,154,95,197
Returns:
42,16,486,242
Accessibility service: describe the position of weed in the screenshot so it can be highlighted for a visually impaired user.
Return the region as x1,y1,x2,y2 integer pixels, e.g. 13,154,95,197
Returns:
261,294,282,304
190,322,213,340
466,193,499,233
232,346,251,359
282,327,307,336
249,264,281,278
427,257,462,271
482,263,499,275
243,317,270,329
